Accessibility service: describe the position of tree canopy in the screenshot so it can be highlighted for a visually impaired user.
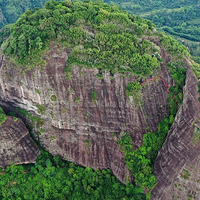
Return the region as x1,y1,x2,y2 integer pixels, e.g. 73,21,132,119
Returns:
0,148,146,200
2,0,162,77
105,0,200,63
0,0,63,28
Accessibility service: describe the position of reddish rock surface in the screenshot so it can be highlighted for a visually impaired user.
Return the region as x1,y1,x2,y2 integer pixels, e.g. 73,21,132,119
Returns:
0,43,172,183
151,67,200,199
1,40,200,199
0,116,40,169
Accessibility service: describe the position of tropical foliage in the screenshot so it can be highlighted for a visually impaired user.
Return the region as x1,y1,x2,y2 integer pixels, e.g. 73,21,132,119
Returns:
2,0,160,77
106,0,200,63
0,1,191,199
0,148,145,200
0,0,62,28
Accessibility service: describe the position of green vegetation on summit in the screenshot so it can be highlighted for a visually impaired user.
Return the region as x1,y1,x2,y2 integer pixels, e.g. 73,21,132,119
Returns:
1,0,199,63
2,0,161,76
106,0,200,63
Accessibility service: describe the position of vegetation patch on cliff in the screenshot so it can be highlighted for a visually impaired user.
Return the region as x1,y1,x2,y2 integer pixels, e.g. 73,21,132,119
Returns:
118,56,187,197
50,95,57,102
36,105,47,115
91,91,97,103
11,108,45,135
0,107,7,126
126,81,142,104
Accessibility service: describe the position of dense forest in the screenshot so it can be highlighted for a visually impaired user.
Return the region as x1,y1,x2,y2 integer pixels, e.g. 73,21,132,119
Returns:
0,147,146,200
1,0,188,76
1,0,161,75
106,0,200,63
0,0,63,28
1,0,199,62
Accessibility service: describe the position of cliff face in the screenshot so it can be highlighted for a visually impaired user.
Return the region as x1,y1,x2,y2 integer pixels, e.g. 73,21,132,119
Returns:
152,67,200,199
0,43,173,183
0,115,40,168
1,39,200,199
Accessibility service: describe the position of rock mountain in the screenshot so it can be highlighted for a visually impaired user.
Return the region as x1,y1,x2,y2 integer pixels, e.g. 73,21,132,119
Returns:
0,1,200,199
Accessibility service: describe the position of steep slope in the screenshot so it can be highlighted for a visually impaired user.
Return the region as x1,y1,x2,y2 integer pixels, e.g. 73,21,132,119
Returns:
0,0,171,184
0,42,171,183
151,66,200,199
0,113,40,168
0,1,199,199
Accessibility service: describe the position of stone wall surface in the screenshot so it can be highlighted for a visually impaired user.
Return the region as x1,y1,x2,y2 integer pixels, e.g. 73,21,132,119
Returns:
151,67,200,199
0,44,172,183
0,116,40,168
1,43,200,199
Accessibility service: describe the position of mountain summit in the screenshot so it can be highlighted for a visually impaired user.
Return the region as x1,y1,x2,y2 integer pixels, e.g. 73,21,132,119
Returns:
0,1,200,199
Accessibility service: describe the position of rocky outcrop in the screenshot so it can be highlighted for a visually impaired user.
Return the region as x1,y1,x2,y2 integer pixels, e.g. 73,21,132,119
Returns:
0,115,40,169
1,37,200,199
0,43,173,183
151,67,200,199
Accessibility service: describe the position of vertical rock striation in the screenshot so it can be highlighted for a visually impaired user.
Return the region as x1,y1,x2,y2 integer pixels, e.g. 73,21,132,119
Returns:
0,44,173,183
152,67,200,199
0,116,40,168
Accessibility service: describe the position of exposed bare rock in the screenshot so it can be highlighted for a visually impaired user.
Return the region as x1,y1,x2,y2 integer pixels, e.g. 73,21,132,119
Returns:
0,44,173,183
151,67,200,199
1,39,200,199
0,33,200,200
0,115,40,169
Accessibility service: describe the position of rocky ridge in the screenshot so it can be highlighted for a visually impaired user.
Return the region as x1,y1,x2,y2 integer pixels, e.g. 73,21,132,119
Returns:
0,1,199,198
0,26,199,200
151,67,200,199
0,115,40,169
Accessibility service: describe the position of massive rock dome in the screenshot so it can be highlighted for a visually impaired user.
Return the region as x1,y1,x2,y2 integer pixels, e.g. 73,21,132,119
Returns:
0,1,200,199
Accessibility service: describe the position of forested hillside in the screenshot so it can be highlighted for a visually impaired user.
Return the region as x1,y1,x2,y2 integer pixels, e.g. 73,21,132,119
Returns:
0,147,146,200
107,0,200,63
1,0,200,199
1,0,200,63
0,0,62,28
